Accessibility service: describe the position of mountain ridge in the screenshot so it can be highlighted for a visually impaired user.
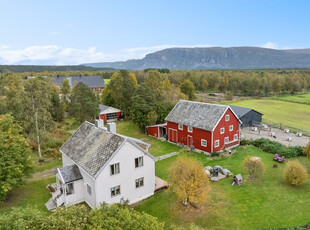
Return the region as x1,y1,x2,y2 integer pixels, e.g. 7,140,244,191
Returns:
82,46,310,70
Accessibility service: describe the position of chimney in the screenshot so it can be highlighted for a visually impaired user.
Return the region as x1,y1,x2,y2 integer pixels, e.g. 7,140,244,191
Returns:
95,119,105,129
107,122,116,133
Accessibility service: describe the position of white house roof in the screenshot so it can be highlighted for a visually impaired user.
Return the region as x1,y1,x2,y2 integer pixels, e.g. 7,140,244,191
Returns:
165,100,230,131
60,121,154,178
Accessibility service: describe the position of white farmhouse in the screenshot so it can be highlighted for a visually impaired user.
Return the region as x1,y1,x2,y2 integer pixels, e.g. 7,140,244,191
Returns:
45,121,156,210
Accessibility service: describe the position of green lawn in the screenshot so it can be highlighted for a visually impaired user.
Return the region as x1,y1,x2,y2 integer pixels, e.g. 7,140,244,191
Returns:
103,79,110,85
0,177,55,215
271,93,310,105
116,121,181,157
228,99,310,131
136,146,310,229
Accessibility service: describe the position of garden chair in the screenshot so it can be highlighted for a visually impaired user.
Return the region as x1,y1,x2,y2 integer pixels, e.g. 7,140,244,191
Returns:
278,156,285,163
273,154,279,161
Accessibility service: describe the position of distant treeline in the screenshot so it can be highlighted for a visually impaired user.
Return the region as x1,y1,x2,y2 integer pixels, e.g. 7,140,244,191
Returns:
133,69,310,96
1,68,310,96
0,65,114,73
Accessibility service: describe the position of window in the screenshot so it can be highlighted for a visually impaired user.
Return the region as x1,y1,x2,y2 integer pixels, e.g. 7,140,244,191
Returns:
135,177,144,188
229,125,233,131
188,126,193,132
225,115,230,121
234,134,238,141
110,163,120,175
135,157,143,168
220,127,225,134
201,139,207,147
111,185,121,197
215,140,219,147
224,137,229,144
178,124,183,130
87,184,92,196
107,112,117,120
66,183,74,195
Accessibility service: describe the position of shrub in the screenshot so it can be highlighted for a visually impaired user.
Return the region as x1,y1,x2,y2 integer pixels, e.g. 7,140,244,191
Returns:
211,151,220,157
240,139,252,146
0,206,44,230
303,141,310,160
252,138,303,158
283,161,308,186
243,156,264,180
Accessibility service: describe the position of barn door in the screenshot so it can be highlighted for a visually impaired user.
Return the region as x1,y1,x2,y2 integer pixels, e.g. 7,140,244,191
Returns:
187,135,193,147
169,129,177,143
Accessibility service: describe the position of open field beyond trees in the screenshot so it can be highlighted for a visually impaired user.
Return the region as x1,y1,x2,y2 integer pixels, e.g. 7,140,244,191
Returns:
271,93,310,105
228,99,310,133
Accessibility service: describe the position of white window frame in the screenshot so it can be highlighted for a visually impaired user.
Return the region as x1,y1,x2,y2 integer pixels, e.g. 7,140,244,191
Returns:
225,115,230,121
215,140,219,147
188,126,193,133
224,137,229,144
229,125,233,131
110,163,120,175
135,177,144,188
220,127,225,134
234,134,238,141
87,184,92,197
135,156,143,168
178,124,183,130
201,139,207,147
111,185,121,197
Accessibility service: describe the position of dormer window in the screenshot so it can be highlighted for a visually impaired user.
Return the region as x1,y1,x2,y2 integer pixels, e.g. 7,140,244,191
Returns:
178,124,183,130
188,126,193,133
225,115,230,121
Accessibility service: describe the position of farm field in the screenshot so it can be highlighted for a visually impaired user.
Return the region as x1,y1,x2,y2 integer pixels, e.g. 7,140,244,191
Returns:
228,99,310,132
136,145,310,229
271,93,310,105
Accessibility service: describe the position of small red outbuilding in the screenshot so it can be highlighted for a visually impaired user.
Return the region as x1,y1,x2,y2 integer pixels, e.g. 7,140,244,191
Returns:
99,104,122,123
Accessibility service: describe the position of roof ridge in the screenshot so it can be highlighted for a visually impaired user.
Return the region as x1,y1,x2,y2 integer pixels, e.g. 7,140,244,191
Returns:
179,99,228,107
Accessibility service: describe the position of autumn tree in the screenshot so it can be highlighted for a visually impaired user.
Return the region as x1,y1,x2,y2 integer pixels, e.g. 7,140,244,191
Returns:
283,161,307,186
131,84,157,130
0,114,33,202
243,156,264,180
68,82,99,123
169,156,209,206
201,77,209,92
180,79,196,100
102,70,137,117
145,70,163,100
23,77,54,160
303,140,310,161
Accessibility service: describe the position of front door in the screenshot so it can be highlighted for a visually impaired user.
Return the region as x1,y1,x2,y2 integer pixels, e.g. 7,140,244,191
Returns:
187,135,193,147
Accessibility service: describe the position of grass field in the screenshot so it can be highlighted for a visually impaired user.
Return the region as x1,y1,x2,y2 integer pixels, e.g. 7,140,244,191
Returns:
136,146,310,229
116,121,181,157
228,99,310,132
103,79,110,85
271,93,310,105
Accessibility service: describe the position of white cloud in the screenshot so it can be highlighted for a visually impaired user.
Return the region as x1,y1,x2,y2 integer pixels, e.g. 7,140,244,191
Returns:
262,42,278,49
48,31,60,36
0,45,107,65
0,44,215,65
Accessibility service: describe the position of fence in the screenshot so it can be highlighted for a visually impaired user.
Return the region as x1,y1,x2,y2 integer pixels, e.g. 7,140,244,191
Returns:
262,118,310,137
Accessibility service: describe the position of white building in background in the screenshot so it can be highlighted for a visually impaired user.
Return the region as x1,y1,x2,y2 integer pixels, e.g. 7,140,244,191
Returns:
45,121,156,210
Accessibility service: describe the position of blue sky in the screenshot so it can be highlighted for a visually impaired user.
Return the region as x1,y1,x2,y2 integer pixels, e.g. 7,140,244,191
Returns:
0,0,309,65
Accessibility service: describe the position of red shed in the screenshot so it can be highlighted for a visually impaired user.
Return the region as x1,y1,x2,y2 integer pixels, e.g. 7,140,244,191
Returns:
149,100,241,153
99,104,122,123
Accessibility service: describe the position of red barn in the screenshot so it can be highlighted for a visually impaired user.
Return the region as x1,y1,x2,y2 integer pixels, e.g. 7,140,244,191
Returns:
148,100,241,153
99,104,122,123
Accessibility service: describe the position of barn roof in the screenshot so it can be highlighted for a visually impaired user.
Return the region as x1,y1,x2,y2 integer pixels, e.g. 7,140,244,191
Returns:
229,105,263,118
165,100,230,131
60,121,125,178
57,165,83,184
53,76,105,88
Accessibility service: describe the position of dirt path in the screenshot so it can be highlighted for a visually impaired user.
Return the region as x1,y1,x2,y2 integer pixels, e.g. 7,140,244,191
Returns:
27,167,58,182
